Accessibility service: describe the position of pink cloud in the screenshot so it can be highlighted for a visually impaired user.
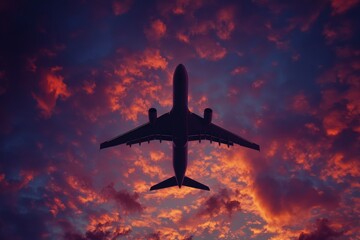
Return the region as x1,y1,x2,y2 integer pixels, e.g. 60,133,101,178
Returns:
231,66,248,75
112,0,133,16
331,0,359,15
171,0,204,15
321,153,360,181
323,21,353,44
193,38,227,61
215,6,236,40
252,79,265,89
291,92,311,113
267,32,289,49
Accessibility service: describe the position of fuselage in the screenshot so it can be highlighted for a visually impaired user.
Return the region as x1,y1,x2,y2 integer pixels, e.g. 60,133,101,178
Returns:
170,64,189,188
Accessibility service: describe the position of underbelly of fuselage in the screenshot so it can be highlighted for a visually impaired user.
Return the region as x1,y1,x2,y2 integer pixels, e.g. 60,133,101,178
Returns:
171,108,188,186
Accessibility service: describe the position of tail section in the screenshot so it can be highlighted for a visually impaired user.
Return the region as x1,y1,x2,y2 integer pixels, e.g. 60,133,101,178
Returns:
183,176,210,191
150,176,177,191
150,176,210,191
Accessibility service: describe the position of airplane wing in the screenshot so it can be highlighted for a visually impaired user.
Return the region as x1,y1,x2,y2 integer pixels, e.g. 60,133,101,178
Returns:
100,113,172,149
188,112,260,151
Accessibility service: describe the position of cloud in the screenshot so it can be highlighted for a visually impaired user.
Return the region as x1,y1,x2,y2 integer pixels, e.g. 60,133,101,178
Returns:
215,6,236,40
1,1,360,239
145,19,167,40
231,66,248,75
330,0,359,15
267,32,289,49
322,110,347,136
291,92,311,113
85,223,131,240
101,182,143,213
106,48,169,121
82,80,96,94
193,38,227,61
323,21,353,44
32,66,71,118
252,176,340,224
112,0,133,15
145,231,162,240
197,188,241,218
298,219,344,240
170,0,205,15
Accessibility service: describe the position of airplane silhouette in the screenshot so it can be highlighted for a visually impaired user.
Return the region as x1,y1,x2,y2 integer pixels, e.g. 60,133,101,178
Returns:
100,64,260,191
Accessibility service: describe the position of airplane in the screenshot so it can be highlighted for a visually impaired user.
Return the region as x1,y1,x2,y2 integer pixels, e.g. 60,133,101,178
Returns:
100,64,260,191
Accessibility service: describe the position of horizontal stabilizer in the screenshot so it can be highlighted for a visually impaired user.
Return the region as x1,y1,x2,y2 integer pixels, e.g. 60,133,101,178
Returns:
150,176,177,191
183,176,210,191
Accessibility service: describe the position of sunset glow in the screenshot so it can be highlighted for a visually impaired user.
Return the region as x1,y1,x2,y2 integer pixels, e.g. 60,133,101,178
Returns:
0,1,359,239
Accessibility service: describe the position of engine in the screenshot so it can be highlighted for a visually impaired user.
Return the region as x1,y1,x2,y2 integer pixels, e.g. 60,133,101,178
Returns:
148,108,157,124
204,108,212,124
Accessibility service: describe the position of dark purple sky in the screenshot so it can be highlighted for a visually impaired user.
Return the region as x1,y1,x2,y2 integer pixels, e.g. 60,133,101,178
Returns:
0,0,359,239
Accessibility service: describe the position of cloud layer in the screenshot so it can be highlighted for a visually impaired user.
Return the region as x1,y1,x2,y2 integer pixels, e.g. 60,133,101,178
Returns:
0,0,359,239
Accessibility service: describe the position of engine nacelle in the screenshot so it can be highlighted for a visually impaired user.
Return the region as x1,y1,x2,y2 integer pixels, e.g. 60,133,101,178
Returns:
204,108,212,125
148,108,157,124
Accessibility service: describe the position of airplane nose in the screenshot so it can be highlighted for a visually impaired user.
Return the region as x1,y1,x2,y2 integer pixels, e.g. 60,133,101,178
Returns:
176,63,185,70
174,64,187,76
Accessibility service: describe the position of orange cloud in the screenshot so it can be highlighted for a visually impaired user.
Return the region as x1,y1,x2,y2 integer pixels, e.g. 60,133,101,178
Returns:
149,151,165,161
26,57,37,72
134,154,166,179
66,175,102,204
82,80,96,94
194,39,227,61
140,48,168,70
176,32,190,43
122,97,150,121
145,19,167,40
47,197,66,216
106,48,169,121
32,66,71,118
323,110,347,136
252,176,339,227
321,153,360,182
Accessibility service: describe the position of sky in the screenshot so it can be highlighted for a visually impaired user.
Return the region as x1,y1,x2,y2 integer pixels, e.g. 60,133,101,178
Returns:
0,0,359,239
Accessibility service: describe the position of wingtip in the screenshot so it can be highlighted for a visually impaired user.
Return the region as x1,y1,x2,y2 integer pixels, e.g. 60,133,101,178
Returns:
100,142,107,150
